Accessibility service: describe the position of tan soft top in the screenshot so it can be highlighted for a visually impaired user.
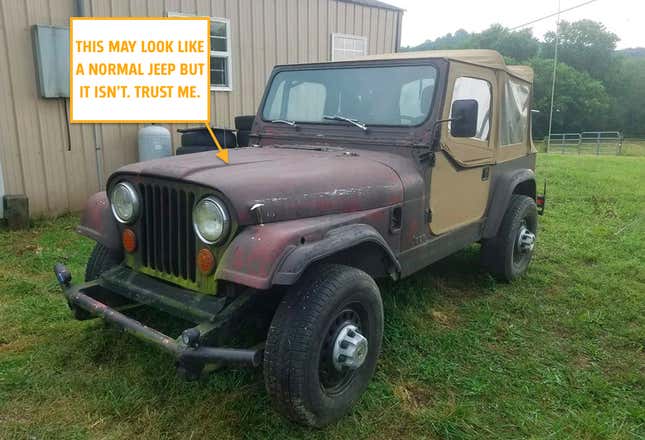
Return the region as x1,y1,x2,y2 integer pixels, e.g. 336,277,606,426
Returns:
350,49,534,83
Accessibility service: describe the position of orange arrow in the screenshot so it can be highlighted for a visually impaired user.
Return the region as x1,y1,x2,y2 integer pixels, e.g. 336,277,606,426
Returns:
205,124,229,164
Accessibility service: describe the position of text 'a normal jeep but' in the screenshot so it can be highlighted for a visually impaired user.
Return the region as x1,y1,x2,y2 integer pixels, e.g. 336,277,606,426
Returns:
54,49,545,428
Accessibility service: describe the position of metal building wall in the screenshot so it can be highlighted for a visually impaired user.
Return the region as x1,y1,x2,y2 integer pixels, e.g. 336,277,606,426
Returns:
0,0,402,216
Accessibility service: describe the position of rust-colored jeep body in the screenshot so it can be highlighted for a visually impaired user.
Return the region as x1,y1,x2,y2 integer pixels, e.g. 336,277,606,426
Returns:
56,50,543,427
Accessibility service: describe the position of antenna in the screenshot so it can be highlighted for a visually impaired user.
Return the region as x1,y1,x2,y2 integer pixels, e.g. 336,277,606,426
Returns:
545,0,561,153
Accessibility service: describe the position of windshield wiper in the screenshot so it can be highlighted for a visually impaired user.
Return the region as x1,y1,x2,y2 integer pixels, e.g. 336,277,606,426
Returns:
323,114,368,131
270,119,297,127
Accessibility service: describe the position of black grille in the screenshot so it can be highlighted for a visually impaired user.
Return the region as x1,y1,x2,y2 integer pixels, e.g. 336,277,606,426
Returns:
138,182,196,282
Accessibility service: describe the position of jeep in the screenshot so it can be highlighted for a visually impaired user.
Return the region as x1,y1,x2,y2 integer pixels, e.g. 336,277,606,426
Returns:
55,49,545,427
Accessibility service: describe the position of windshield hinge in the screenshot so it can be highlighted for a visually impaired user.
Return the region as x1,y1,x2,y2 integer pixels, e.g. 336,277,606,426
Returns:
415,149,435,166
425,209,433,223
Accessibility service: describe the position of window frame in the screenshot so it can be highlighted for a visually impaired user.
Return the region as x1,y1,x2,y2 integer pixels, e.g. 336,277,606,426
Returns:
167,11,232,92
331,33,368,61
260,64,440,128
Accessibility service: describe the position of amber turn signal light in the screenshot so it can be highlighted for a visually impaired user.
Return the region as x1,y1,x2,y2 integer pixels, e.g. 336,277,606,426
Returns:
197,248,216,274
122,228,137,253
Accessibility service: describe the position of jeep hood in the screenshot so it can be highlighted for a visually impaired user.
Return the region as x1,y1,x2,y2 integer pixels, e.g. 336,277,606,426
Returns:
113,146,404,225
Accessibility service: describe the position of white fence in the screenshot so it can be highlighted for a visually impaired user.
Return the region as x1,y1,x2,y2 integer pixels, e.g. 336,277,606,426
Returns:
546,131,623,155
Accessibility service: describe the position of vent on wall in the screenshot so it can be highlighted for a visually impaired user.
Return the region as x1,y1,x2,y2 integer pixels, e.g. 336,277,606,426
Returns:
32,25,69,98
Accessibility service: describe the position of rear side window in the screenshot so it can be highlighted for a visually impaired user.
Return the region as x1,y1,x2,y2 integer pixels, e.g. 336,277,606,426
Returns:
500,78,530,146
449,77,492,142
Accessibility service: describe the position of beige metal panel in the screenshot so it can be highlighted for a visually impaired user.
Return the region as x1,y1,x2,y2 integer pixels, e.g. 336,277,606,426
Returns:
383,9,394,52
307,0,317,62
275,0,287,65
392,11,403,52
285,0,298,64
376,8,386,53
317,0,328,61
297,0,307,62
0,0,25,196
368,6,377,54
3,0,51,214
48,1,98,211
361,5,370,51
252,0,265,105
336,0,345,33
262,0,277,98
345,1,355,33
327,0,336,55
30,0,71,213
352,3,363,36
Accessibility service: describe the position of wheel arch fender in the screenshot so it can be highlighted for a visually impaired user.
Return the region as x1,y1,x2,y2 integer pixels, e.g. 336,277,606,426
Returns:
76,191,122,250
483,169,536,239
272,224,401,286
215,220,400,290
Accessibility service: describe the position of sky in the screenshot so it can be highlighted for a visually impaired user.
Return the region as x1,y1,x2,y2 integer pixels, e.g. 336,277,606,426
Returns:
389,0,644,50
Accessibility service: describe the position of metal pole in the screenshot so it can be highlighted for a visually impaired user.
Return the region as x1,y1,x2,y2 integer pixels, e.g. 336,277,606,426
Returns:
546,0,561,154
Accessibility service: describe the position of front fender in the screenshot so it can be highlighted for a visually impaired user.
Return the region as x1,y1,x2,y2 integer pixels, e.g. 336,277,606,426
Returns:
77,192,121,250
483,169,536,238
215,208,399,290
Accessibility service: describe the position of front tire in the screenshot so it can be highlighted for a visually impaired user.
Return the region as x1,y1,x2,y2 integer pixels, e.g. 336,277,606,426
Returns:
72,243,122,320
263,264,383,428
482,195,538,281
85,243,123,282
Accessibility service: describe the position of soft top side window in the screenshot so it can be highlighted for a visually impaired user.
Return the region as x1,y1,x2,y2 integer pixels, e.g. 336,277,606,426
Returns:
449,77,492,142
499,78,530,146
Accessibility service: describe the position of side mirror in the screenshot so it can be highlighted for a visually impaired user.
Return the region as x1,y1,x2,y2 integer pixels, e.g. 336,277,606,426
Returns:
450,99,478,138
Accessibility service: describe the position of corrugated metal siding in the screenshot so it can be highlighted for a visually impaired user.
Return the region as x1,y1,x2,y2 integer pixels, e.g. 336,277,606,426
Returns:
0,0,401,216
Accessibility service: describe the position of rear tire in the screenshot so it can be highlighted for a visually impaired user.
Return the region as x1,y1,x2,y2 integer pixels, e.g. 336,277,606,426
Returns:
482,195,537,281
263,264,383,427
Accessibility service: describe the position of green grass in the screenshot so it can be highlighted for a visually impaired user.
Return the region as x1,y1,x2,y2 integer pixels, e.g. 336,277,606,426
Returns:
1,154,644,439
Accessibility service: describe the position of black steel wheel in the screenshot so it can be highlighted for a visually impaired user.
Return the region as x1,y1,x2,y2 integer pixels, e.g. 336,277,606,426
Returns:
482,194,538,281
263,264,383,428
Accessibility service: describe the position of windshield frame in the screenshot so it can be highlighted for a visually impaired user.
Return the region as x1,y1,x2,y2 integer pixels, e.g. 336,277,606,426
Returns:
258,59,443,131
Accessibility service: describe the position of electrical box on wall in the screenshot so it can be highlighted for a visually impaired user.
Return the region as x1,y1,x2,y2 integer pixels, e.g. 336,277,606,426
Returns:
32,25,69,98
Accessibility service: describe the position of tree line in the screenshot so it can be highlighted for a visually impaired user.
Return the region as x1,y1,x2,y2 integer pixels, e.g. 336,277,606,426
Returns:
403,20,645,138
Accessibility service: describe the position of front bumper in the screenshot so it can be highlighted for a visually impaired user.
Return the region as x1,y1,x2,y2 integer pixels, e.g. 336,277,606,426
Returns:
53,263,263,378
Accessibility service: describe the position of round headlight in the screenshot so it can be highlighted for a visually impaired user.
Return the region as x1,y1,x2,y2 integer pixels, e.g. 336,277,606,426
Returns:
110,182,139,224
193,197,230,244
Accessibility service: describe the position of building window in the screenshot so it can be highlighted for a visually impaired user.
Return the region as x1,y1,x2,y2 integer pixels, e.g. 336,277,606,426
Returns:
168,12,232,91
450,77,492,141
331,33,368,61
209,19,231,90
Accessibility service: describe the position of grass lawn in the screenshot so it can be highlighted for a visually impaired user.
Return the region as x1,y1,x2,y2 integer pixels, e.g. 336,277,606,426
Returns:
1,154,643,439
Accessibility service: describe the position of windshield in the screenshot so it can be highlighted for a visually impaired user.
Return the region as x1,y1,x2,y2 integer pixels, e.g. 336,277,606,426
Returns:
262,65,438,127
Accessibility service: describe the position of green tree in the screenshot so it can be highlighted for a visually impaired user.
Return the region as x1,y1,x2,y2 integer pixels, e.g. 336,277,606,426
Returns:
530,58,610,137
404,25,539,62
543,20,619,80
605,56,645,136
476,25,539,61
